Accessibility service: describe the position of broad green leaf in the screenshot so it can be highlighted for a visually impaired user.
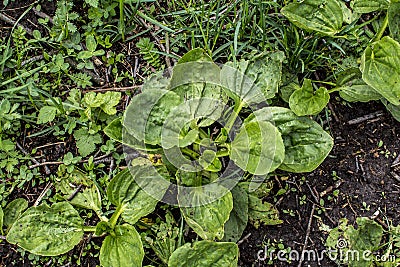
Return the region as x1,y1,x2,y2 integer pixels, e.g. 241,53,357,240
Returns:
248,193,282,229
244,52,285,100
245,107,333,173
78,50,93,60
281,0,344,36
179,128,199,147
104,118,161,152
280,82,299,103
347,218,383,267
340,1,359,24
161,98,224,150
361,36,400,105
198,150,222,172
289,79,330,116
100,224,144,267
230,121,285,175
177,48,213,64
37,106,58,124
221,52,285,105
382,99,400,122
168,241,239,267
169,65,222,104
222,186,248,243
70,186,102,212
351,0,390,13
55,168,102,213
123,89,182,145
141,71,170,92
325,217,383,267
107,159,169,225
336,68,382,102
7,202,84,256
179,185,233,240
389,2,400,42
3,198,28,229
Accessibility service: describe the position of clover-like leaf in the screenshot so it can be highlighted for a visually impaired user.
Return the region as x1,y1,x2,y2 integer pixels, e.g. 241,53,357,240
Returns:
230,121,285,175
100,224,144,267
7,202,84,256
289,79,330,116
281,0,344,36
245,107,333,173
168,241,239,267
361,36,400,105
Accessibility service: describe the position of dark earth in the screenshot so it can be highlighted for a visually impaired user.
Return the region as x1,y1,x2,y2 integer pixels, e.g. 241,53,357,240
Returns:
1,1,400,267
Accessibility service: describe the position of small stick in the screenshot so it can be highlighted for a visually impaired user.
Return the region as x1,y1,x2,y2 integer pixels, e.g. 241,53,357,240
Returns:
348,111,384,125
33,182,53,206
67,184,83,201
391,172,400,183
306,182,319,202
34,141,65,150
391,154,400,167
328,103,339,122
29,161,63,169
16,141,51,175
237,233,251,245
0,12,33,35
297,204,316,267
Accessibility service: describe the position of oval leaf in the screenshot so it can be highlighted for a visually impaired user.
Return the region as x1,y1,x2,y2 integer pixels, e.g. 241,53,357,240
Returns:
168,241,239,267
100,224,144,267
361,36,400,105
3,198,28,229
222,185,248,242
7,202,84,256
389,2,400,42
336,68,382,102
230,121,285,175
104,118,161,152
123,89,182,145
289,79,330,116
179,185,233,240
107,159,169,225
281,0,344,36
246,107,333,173
351,0,390,13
